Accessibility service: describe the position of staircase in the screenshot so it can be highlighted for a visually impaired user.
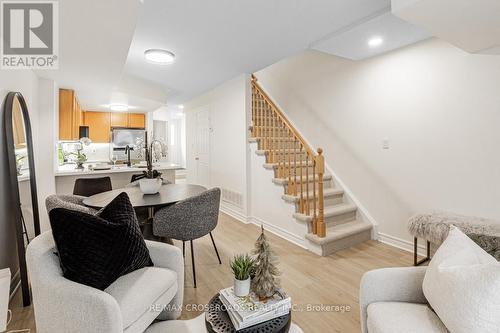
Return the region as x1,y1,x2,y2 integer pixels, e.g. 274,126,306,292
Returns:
250,75,372,256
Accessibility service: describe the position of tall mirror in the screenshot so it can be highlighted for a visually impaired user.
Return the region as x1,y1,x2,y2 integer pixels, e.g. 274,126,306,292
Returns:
2,92,40,306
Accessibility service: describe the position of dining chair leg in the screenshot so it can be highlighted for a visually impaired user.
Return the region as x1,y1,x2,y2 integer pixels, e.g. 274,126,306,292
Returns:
190,240,197,288
182,241,185,258
209,232,222,265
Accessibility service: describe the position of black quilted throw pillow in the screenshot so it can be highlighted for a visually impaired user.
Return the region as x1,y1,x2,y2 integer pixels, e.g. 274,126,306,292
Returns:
49,192,153,290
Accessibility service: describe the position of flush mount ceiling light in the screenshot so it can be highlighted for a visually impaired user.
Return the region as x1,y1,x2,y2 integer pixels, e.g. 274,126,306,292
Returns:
368,36,384,48
109,104,129,112
144,49,175,64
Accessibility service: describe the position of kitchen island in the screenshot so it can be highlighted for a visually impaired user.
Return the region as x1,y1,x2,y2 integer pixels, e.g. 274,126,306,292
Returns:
55,163,181,194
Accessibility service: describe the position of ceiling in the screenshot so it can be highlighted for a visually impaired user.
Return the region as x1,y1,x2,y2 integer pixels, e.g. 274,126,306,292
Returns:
35,0,167,112
392,0,500,54
311,11,430,60
38,0,439,111
124,0,392,104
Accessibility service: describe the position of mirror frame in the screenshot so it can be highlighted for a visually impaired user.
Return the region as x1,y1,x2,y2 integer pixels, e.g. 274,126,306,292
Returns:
3,91,40,306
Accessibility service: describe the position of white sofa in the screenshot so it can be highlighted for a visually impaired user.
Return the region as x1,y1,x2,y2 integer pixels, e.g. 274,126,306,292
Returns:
360,267,449,333
26,232,184,333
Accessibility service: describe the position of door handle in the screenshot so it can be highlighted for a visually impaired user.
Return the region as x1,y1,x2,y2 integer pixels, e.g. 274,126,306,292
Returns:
195,157,199,160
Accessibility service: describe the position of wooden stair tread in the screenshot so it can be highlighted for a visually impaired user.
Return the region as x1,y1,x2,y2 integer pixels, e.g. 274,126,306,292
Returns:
282,187,344,202
293,203,356,222
305,220,372,245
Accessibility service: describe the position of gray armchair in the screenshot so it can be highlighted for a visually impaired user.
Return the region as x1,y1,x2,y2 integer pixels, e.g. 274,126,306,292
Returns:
153,188,222,288
26,232,184,333
360,267,449,333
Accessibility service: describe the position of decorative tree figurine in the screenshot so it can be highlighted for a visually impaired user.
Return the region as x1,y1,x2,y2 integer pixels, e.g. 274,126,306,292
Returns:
251,226,280,301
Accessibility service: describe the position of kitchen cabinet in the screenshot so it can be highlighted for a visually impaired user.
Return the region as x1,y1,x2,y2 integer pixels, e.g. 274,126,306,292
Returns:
111,113,128,127
128,113,145,128
83,112,111,143
59,89,83,140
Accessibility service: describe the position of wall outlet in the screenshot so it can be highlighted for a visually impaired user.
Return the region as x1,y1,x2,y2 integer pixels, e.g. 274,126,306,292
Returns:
382,138,390,149
0,268,11,332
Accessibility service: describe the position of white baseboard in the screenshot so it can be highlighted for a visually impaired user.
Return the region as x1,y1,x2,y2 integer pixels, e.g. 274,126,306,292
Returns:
378,232,427,257
248,216,307,249
220,202,249,224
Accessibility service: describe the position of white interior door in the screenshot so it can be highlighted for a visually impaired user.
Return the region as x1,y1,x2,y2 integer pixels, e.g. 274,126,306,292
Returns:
194,107,210,187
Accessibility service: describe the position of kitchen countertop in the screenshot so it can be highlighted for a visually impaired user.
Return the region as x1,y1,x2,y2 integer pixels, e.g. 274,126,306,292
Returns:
55,163,181,177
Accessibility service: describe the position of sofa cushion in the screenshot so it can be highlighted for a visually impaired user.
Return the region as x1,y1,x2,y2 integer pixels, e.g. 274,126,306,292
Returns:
105,267,177,330
49,192,153,290
423,226,500,333
367,302,448,333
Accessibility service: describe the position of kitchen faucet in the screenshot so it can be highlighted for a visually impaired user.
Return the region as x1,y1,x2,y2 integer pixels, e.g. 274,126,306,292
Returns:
124,145,133,167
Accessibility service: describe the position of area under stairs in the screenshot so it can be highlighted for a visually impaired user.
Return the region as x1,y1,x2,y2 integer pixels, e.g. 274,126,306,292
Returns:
250,76,372,256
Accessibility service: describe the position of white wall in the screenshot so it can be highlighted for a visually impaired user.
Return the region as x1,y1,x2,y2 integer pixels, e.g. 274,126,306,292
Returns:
37,78,58,231
185,74,249,218
152,106,186,167
255,38,500,247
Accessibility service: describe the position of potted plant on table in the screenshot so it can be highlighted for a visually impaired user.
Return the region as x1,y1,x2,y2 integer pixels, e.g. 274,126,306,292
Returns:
138,134,163,194
230,254,254,297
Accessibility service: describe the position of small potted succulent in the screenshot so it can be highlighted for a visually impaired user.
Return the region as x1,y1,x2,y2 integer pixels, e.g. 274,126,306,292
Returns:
138,135,163,194
230,254,254,297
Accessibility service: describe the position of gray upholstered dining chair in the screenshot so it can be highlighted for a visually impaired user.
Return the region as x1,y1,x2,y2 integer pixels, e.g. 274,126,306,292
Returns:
152,187,222,288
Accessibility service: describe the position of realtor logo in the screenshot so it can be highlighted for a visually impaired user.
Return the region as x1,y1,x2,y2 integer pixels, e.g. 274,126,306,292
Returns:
1,1,58,69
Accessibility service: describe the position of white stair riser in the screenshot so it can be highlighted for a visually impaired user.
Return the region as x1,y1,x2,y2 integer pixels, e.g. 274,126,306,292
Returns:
324,210,357,226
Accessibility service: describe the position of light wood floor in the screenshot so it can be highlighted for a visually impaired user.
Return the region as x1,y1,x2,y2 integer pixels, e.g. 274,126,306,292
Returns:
8,213,414,333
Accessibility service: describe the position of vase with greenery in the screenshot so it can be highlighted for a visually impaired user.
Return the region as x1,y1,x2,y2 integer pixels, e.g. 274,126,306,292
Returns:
230,254,254,297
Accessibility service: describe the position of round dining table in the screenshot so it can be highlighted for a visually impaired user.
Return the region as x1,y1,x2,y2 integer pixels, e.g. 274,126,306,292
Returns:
83,183,207,209
83,183,207,243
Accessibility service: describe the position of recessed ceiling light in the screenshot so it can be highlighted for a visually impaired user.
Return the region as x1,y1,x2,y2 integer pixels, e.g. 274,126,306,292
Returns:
144,49,175,64
178,104,184,109
368,37,384,48
109,104,129,112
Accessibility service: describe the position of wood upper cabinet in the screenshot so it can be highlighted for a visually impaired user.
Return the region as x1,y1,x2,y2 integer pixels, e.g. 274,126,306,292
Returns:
110,113,128,127
59,89,78,140
83,112,111,143
128,113,145,128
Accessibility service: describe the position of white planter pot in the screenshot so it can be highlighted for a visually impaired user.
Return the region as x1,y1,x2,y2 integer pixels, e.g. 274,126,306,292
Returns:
139,178,162,194
233,277,251,297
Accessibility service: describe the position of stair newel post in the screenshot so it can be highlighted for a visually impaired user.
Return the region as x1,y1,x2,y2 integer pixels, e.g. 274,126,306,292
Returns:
281,122,286,179
293,137,298,196
299,143,304,214
272,110,278,163
287,128,292,195
317,148,326,238
262,96,269,150
305,153,310,216
257,92,264,143
312,156,317,234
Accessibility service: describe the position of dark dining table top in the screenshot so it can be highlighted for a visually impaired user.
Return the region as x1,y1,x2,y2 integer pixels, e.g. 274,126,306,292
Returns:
83,183,207,209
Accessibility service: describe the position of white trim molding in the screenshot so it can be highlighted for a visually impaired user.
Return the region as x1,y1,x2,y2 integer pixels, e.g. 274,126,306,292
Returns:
248,216,308,249
378,232,427,257
220,202,249,224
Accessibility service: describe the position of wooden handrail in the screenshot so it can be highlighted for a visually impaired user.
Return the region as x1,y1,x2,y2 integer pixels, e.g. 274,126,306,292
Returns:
251,74,326,238
251,75,315,157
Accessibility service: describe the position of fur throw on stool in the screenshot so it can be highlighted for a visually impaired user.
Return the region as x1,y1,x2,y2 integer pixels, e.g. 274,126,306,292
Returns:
408,212,500,260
